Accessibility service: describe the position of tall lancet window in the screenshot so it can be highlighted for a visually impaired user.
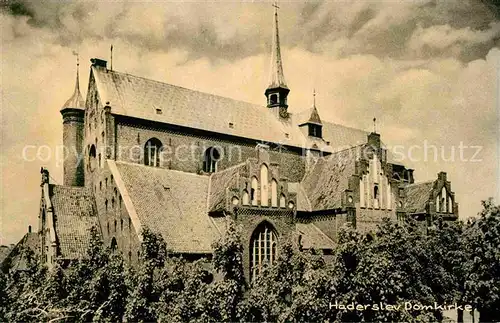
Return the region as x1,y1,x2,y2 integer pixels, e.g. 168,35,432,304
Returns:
250,222,278,281
280,193,286,208
144,138,162,167
251,177,259,206
260,164,269,206
441,187,447,213
271,179,278,207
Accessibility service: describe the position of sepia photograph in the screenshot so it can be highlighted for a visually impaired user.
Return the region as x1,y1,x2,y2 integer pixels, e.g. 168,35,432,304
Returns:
1,0,499,322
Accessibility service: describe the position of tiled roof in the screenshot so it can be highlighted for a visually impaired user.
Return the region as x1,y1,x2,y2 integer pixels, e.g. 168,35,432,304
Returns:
403,181,434,214
208,163,246,212
288,182,312,212
2,233,39,271
321,122,368,151
61,73,85,111
294,106,322,126
50,185,98,259
300,146,361,211
115,161,219,254
92,67,304,146
296,223,335,250
92,67,370,152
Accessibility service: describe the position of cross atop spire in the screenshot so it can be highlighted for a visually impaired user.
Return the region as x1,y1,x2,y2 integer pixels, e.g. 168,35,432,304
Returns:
268,0,287,90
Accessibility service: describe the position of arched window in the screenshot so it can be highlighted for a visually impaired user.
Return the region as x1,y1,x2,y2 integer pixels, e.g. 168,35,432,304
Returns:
111,237,117,251
280,193,286,208
271,179,278,207
203,147,221,173
242,190,249,206
251,177,258,206
114,219,117,232
373,185,379,209
441,187,447,212
144,138,162,167
448,196,453,213
260,164,269,207
436,196,440,212
250,222,278,280
89,145,97,171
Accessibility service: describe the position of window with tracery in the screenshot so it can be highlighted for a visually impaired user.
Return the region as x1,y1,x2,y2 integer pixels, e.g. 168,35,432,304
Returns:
250,222,278,281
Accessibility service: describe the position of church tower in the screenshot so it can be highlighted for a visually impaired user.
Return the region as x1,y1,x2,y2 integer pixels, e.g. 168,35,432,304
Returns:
265,3,290,118
60,56,85,186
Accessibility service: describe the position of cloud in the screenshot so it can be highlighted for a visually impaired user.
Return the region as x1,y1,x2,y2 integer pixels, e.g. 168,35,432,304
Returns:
0,0,499,244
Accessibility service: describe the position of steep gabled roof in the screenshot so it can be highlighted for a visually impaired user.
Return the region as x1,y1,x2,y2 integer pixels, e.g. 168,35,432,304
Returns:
1,232,39,272
92,67,304,146
403,181,434,214
50,185,98,259
208,163,246,213
114,161,219,254
91,67,370,153
300,146,361,211
296,223,335,250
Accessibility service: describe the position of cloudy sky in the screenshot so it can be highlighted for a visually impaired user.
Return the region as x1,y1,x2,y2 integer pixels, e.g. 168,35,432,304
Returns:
1,0,499,244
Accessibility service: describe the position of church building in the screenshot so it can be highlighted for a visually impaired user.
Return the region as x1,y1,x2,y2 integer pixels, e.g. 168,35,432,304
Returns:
36,7,459,279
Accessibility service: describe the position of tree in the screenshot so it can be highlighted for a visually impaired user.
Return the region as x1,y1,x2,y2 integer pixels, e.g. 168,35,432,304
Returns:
463,199,500,322
125,227,166,322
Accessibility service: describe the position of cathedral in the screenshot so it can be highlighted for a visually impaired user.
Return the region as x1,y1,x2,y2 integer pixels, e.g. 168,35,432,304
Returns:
35,8,458,279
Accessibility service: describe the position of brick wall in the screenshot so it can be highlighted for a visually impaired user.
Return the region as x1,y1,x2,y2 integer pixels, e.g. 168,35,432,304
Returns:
355,205,396,234
114,121,306,182
62,109,85,186
233,207,295,279
93,165,141,266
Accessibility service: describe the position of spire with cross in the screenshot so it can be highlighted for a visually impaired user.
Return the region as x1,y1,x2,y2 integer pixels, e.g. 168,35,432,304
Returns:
265,0,290,116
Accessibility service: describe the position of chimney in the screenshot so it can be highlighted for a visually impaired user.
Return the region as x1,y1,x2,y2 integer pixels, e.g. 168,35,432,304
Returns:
90,58,107,69
28,225,32,233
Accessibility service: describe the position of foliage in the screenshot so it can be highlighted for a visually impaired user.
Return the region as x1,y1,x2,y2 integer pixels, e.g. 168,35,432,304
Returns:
2,201,499,322
463,198,500,322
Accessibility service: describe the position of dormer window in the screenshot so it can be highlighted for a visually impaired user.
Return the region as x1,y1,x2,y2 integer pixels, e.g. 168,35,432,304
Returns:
308,124,322,138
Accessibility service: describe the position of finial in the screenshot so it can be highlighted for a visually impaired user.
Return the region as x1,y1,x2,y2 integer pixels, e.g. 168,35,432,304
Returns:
272,0,279,10
110,44,113,71
72,50,80,92
373,117,377,133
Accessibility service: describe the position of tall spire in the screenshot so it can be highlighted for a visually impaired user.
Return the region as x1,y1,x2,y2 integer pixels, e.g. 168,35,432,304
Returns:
61,53,85,111
265,1,290,116
268,1,287,90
